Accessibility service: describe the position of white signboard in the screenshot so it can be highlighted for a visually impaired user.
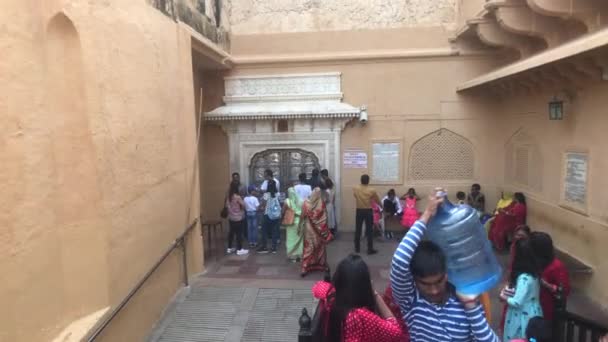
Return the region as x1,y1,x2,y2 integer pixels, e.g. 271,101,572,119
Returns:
563,152,588,207
372,142,400,182
343,149,367,169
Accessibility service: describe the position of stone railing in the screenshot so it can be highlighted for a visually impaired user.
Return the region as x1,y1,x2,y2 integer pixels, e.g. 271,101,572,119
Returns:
148,0,230,51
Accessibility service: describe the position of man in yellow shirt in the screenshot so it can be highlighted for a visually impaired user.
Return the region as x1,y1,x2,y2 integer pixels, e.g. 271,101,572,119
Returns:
353,174,380,255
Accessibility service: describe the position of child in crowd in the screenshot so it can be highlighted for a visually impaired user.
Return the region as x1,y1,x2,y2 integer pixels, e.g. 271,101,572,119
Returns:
509,316,552,342
501,239,543,341
244,185,260,249
501,225,532,333
456,191,466,205
371,200,385,239
467,183,486,216
400,188,420,229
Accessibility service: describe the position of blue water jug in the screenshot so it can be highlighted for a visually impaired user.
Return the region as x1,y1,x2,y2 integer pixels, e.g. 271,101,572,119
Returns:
426,189,502,295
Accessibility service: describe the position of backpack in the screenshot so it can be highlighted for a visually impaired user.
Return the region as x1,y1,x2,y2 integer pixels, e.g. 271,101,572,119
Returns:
267,196,282,220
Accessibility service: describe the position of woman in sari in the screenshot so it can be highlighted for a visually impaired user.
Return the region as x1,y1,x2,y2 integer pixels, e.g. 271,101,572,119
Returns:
300,188,332,277
490,192,527,251
484,190,514,233
284,187,303,262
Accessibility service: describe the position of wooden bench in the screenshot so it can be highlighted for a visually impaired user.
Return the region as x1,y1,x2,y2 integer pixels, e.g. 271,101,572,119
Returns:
200,220,223,262
554,247,593,275
298,269,331,342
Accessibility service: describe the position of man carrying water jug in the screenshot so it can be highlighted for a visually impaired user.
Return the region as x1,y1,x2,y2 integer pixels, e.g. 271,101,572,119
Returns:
390,191,500,342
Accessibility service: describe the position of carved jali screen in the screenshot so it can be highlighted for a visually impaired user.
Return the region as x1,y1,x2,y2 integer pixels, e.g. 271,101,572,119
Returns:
250,149,320,192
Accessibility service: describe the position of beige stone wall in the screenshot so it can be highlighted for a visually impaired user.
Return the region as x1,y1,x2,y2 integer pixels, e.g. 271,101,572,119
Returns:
204,28,608,310
202,29,503,231
491,83,608,310
227,0,457,34
1,0,204,341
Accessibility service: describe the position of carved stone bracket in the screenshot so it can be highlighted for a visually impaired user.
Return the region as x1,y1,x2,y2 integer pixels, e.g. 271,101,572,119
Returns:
452,0,607,66
472,17,544,58
486,0,567,48
527,0,608,33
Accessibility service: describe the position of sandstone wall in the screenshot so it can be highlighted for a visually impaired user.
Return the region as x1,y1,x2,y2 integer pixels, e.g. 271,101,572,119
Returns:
0,1,204,340
227,0,458,34
206,28,608,310
492,83,608,311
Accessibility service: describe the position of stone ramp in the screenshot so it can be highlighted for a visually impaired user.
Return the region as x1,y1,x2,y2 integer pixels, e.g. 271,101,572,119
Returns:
150,286,317,342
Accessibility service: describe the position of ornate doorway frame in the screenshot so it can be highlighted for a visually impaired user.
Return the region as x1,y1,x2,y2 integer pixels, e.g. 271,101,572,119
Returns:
204,73,362,228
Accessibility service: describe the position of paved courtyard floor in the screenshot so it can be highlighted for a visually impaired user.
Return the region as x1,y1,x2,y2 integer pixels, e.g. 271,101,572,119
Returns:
149,231,608,342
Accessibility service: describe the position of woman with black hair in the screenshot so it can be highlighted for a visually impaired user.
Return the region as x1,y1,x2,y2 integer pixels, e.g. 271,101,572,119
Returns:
312,254,406,342
529,231,570,321
226,181,246,255
500,239,543,341
490,192,527,251
257,180,282,254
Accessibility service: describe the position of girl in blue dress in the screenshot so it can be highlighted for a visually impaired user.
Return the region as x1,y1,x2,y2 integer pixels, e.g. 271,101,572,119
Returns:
501,239,543,341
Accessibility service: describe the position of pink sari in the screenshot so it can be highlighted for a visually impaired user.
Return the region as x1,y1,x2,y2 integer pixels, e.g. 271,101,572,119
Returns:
301,189,332,274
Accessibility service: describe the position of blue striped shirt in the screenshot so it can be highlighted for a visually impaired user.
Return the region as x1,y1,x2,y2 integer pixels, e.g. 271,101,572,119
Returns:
391,220,500,342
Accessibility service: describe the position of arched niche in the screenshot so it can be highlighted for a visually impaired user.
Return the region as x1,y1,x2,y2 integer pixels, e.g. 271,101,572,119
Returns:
504,128,543,191
409,128,475,181
45,12,108,319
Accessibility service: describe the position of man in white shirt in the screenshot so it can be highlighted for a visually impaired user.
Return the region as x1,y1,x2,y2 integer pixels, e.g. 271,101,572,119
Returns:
294,173,312,201
260,169,281,193
381,189,403,215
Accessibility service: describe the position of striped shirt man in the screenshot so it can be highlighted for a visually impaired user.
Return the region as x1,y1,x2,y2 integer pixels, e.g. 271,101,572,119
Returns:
391,220,499,342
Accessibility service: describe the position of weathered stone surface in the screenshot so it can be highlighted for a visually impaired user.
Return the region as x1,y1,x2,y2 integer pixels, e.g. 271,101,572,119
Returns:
227,0,457,34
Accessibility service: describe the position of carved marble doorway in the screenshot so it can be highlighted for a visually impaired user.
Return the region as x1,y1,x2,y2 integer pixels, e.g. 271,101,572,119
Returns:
249,149,321,192
204,72,364,228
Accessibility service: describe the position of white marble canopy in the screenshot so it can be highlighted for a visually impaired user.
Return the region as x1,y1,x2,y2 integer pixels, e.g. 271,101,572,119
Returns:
204,72,362,121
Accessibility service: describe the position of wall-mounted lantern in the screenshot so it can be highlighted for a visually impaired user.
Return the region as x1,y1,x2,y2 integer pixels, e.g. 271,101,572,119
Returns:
549,97,564,120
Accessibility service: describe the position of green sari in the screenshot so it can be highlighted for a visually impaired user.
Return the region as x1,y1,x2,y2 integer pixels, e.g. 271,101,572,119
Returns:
284,187,303,259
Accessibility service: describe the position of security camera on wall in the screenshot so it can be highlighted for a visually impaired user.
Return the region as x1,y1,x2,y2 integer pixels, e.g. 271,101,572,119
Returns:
359,106,368,124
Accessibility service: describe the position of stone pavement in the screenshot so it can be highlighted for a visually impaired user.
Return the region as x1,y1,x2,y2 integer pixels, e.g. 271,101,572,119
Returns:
148,231,608,341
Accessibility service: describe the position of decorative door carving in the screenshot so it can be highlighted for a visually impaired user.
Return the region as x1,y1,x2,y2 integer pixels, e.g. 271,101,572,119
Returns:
250,149,320,192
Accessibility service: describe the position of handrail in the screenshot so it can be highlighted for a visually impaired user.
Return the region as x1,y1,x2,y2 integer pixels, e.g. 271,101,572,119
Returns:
553,284,608,341
86,218,199,341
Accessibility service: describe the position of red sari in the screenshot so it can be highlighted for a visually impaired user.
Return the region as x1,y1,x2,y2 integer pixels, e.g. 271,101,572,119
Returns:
540,258,570,321
301,189,332,274
489,202,526,250
312,281,407,342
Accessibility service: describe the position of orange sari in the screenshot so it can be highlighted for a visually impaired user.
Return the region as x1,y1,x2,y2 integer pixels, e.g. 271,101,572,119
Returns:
301,189,332,274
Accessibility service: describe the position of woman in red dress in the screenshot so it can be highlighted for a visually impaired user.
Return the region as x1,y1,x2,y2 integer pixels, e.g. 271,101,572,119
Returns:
530,231,571,321
490,192,527,251
312,254,407,342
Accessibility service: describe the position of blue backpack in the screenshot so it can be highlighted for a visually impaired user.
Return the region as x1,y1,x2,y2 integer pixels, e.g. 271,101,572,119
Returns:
266,195,282,220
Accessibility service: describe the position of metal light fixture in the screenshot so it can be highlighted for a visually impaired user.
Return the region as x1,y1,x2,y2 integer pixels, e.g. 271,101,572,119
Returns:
359,105,368,124
549,96,564,120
